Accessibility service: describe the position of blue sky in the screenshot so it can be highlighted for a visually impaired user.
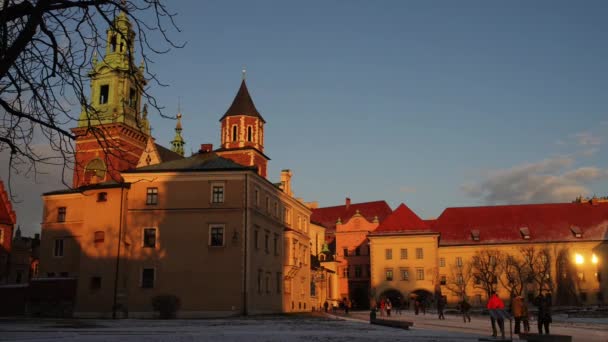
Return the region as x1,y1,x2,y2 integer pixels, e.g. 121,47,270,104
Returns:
4,0,608,235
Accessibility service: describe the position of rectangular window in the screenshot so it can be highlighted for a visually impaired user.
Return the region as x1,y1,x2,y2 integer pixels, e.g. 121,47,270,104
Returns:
400,268,409,281
385,248,392,260
274,202,278,217
99,85,109,104
457,273,464,285
143,228,156,248
416,248,424,259
209,225,224,247
343,248,348,257
440,275,447,285
416,268,424,280
276,272,282,293
266,197,270,212
90,276,102,290
264,233,269,253
257,269,262,294
439,257,446,267
54,239,64,257
354,265,362,278
146,187,158,205
266,272,271,294
274,234,279,256
400,248,408,259
456,257,463,267
342,267,350,278
94,231,105,244
385,269,394,281
141,268,155,288
255,189,259,207
254,229,259,250
97,192,108,202
355,247,360,256
212,184,225,203
57,207,66,222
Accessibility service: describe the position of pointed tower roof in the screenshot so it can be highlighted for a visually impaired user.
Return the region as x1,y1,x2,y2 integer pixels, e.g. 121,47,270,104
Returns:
220,80,266,123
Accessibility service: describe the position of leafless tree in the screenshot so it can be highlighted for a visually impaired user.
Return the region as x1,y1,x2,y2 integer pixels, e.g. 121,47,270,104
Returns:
444,260,475,301
0,0,182,191
520,246,554,294
471,249,505,299
499,253,531,298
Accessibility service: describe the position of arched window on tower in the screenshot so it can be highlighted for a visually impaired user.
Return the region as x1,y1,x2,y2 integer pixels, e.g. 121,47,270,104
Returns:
247,126,252,142
232,125,238,142
110,35,117,52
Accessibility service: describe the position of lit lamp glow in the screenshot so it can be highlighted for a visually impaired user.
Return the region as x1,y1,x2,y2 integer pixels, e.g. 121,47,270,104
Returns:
591,254,599,265
574,253,584,265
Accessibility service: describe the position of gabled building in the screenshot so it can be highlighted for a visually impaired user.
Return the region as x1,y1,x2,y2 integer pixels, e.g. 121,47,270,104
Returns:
311,198,392,308
369,200,608,307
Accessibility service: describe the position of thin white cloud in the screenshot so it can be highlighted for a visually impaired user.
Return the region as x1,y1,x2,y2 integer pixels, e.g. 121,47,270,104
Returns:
572,131,602,146
462,156,608,205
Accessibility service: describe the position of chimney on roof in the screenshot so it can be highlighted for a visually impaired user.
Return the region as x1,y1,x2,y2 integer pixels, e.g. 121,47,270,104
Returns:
345,197,351,209
199,144,213,153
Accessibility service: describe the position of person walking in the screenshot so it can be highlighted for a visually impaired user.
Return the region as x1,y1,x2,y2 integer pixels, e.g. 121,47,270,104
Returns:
323,301,329,313
511,295,524,334
386,299,392,317
487,291,506,339
414,299,420,315
380,298,386,317
459,299,471,323
534,293,552,334
521,297,530,333
437,296,446,320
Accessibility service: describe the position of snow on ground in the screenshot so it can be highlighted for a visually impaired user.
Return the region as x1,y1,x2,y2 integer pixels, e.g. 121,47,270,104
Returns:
0,312,607,342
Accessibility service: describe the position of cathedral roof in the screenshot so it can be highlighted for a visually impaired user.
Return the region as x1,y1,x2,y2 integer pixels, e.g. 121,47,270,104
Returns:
220,80,266,123
127,151,257,173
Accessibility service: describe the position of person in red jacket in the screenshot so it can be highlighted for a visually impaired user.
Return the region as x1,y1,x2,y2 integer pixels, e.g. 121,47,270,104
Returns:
487,291,506,338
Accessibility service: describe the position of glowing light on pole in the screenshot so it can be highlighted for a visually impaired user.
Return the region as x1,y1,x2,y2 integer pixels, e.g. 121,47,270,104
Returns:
574,253,584,265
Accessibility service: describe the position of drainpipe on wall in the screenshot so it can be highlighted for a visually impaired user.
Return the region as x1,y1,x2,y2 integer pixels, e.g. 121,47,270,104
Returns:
112,184,126,319
243,173,249,315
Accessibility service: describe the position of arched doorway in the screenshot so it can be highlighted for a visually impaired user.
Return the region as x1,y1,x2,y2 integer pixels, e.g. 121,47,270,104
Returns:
379,288,404,308
410,289,434,309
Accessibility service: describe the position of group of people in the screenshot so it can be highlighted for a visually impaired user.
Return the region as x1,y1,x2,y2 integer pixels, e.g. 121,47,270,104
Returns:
486,291,553,338
323,298,353,314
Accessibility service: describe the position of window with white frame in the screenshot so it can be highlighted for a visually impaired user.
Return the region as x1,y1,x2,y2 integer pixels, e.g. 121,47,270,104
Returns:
146,187,158,205
209,225,225,247
211,184,225,203
54,239,64,257
143,228,157,248
141,268,155,288
385,269,393,281
439,257,446,267
400,268,409,281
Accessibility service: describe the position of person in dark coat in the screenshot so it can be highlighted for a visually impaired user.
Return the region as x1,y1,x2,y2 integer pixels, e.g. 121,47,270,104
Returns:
437,296,446,320
459,299,471,323
534,293,552,334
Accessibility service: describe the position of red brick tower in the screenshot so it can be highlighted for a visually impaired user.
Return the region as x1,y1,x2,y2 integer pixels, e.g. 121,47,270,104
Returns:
71,12,149,187
216,76,269,177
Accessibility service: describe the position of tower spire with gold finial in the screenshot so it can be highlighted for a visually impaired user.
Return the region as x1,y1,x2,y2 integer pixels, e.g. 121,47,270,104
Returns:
171,99,185,156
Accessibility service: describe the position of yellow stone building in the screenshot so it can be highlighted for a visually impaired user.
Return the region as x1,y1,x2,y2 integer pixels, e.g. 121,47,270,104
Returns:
369,201,608,308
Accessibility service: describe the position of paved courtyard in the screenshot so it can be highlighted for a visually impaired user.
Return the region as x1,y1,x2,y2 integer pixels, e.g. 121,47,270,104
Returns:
0,311,606,342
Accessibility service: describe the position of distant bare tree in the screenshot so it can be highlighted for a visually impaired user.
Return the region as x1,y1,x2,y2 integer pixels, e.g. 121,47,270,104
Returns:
500,253,531,298
520,246,554,294
444,260,475,301
471,249,505,299
0,0,182,191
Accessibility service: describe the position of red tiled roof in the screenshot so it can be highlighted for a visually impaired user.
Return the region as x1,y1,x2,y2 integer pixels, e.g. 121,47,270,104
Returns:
372,203,430,234
0,179,16,225
433,202,608,246
311,200,392,232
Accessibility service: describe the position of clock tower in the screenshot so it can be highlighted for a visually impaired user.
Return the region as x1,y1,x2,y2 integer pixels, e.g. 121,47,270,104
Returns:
71,12,150,187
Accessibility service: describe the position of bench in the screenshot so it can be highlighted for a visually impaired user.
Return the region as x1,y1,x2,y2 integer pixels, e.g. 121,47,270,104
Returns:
370,318,414,330
518,333,572,342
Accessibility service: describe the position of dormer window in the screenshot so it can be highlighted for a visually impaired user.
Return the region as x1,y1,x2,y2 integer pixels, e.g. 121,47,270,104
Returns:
570,226,582,238
97,192,107,202
519,227,530,240
470,229,480,241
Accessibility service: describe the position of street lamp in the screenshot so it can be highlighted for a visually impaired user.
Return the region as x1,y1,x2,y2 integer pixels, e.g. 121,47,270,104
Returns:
574,253,584,265
591,254,598,265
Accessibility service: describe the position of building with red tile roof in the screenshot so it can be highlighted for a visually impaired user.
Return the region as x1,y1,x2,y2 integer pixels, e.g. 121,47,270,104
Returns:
369,200,608,308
